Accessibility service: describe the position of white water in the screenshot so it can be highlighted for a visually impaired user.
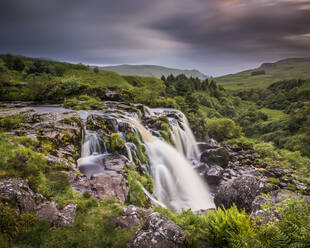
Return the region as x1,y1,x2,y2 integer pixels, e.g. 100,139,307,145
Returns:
129,116,215,211
81,129,106,157
75,106,214,211
147,140,214,211
150,108,200,161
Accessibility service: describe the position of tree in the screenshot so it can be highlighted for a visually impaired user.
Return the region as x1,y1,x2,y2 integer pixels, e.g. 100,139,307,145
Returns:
93,67,99,73
54,64,66,76
13,58,25,71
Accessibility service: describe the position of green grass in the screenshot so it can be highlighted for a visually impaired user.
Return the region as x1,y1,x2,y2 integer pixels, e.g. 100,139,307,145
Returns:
65,69,132,89
216,58,310,92
259,108,289,122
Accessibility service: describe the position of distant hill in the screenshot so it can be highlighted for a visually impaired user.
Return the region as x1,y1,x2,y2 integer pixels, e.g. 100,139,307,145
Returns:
98,64,206,79
216,57,310,92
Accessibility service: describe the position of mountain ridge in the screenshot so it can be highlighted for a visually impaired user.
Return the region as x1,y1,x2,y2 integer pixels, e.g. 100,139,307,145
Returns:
98,64,207,79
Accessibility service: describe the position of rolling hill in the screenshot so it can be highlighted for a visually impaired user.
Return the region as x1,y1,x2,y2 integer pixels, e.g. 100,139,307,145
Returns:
98,64,206,79
216,58,310,92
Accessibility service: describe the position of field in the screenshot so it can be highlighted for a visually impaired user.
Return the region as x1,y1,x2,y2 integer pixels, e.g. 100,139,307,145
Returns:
216,58,310,92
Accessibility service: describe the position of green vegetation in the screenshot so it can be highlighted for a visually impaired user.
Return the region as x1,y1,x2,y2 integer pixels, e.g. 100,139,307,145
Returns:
110,133,125,152
205,118,241,141
0,131,135,247
156,198,310,248
63,95,106,110
216,58,310,91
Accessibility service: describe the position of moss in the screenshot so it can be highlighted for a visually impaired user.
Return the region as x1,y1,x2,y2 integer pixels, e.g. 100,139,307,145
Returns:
125,132,150,170
127,169,148,207
110,133,125,152
0,117,23,131
160,123,175,146
268,177,280,185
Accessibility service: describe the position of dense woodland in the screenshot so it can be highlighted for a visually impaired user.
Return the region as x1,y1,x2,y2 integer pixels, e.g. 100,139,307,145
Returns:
0,54,309,248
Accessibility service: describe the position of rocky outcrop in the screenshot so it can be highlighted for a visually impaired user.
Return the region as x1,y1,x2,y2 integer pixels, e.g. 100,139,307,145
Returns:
90,173,129,202
0,178,45,212
111,205,151,229
36,201,77,227
64,170,129,203
0,178,77,226
0,107,83,169
128,212,185,248
200,147,229,168
214,175,267,212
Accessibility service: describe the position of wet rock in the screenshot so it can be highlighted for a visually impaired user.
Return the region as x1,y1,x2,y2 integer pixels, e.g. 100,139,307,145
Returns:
205,165,224,185
193,163,209,175
90,172,129,202
128,212,185,248
214,175,266,212
200,147,230,168
111,205,151,229
198,139,220,150
0,178,45,212
36,201,77,227
86,114,118,134
102,154,128,173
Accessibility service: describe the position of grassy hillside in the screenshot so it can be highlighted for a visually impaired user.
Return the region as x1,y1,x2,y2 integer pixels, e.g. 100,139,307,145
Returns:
216,58,310,92
100,64,206,79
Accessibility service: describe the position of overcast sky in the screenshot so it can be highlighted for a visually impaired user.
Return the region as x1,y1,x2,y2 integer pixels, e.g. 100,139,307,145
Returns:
1,0,310,76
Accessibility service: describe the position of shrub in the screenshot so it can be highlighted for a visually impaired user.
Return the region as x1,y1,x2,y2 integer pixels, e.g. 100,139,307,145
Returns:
206,118,241,141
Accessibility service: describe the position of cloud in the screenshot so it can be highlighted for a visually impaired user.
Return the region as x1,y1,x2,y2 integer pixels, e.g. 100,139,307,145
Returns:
0,0,309,75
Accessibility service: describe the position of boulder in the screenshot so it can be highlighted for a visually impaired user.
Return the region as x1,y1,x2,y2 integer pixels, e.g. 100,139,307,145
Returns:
128,212,185,248
193,163,209,175
36,201,77,227
90,172,129,202
111,205,151,229
0,178,45,212
198,139,220,150
63,171,93,195
205,165,224,185
200,147,229,168
214,175,266,212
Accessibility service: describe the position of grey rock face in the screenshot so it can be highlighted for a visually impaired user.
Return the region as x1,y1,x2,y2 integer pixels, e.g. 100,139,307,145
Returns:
205,165,224,185
0,178,45,212
111,205,151,229
90,172,129,203
128,212,185,248
214,175,266,212
200,147,229,168
36,201,77,227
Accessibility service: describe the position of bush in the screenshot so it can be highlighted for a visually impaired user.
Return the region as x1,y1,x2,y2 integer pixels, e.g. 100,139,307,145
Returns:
206,118,241,141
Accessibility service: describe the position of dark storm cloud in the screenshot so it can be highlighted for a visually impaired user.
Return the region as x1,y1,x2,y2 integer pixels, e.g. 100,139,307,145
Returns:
0,0,310,75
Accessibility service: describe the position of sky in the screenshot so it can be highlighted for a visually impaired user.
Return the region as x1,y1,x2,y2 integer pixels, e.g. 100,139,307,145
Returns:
1,0,310,76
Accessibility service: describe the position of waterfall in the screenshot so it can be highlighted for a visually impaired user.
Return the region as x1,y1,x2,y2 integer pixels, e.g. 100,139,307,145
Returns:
151,108,200,161
129,118,215,211
77,107,214,211
148,140,214,211
81,129,106,157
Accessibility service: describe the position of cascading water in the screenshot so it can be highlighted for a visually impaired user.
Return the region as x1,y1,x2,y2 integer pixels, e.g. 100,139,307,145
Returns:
75,106,215,211
81,129,106,157
128,116,215,211
151,108,200,161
